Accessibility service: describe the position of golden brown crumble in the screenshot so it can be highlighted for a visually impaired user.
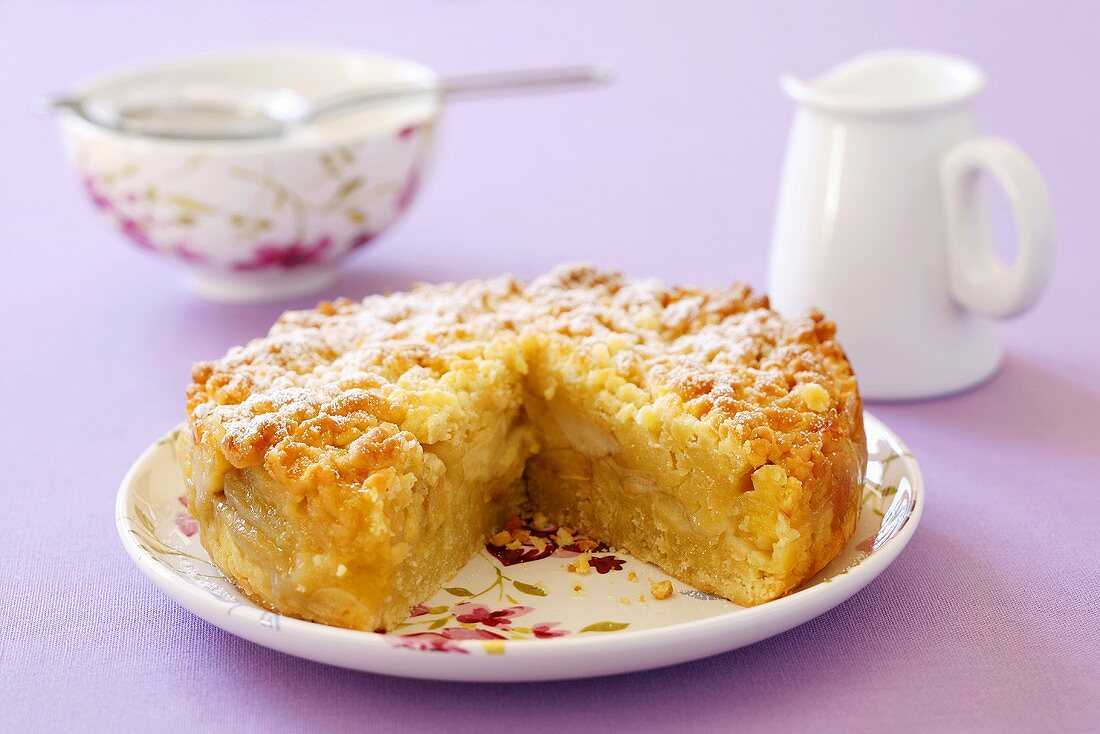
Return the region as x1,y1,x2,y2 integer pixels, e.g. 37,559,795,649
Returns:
650,580,674,600
568,552,592,575
489,530,512,547
186,264,859,494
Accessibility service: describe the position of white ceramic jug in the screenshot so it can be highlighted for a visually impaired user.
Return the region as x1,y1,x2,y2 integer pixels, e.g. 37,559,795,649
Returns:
769,51,1054,400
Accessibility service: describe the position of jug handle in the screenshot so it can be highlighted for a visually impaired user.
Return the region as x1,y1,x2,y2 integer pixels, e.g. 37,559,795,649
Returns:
940,138,1055,318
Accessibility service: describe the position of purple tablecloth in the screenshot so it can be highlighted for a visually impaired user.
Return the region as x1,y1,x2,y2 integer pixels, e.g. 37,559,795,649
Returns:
2,1,1097,731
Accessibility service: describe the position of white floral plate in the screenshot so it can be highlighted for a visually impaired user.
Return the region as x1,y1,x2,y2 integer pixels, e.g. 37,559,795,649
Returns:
116,411,922,682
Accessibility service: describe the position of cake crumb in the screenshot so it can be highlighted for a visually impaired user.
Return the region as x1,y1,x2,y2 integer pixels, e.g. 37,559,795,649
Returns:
650,580,674,600
505,540,523,550
555,527,575,546
638,594,646,603
619,596,631,605
531,536,547,551
489,530,512,547
532,512,553,531
513,529,531,543
568,552,592,575
627,571,638,582
335,564,347,577
575,538,598,551
572,583,584,593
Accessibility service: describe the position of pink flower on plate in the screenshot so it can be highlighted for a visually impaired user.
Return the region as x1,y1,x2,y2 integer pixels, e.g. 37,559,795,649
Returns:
439,627,506,641
588,555,625,574
532,622,568,639
453,603,532,629
393,632,468,654
175,512,198,537
392,625,510,653
233,236,333,271
397,124,418,141
489,543,555,566
408,604,430,618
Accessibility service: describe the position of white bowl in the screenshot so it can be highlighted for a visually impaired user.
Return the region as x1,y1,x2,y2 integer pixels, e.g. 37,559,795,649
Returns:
60,49,441,302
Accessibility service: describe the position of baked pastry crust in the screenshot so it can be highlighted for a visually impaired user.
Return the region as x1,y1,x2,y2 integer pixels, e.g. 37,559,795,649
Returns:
181,265,866,630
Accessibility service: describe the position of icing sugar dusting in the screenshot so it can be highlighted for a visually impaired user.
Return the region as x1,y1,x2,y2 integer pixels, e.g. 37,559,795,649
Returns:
187,264,855,457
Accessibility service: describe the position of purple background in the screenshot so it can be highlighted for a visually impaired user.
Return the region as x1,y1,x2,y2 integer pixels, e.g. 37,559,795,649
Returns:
1,1,1097,731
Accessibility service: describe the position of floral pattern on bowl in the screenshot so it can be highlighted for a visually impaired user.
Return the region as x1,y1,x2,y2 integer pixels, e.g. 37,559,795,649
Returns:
58,49,442,302
70,130,432,271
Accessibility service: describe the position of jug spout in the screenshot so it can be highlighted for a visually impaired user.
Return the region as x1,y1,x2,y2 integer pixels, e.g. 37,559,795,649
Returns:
782,50,985,115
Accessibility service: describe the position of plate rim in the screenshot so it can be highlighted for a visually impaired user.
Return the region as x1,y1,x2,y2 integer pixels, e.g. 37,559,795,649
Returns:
116,410,924,677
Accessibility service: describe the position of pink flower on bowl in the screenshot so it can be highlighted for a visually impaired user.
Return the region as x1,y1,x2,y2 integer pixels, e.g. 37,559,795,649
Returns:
395,165,422,212
83,176,112,211
233,236,333,271
118,217,155,250
349,230,377,250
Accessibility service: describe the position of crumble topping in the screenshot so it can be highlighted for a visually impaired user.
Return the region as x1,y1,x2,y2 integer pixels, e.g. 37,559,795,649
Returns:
186,264,860,495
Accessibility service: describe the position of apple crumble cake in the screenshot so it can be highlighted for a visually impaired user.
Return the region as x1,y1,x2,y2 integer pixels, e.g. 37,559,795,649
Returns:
179,265,866,631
